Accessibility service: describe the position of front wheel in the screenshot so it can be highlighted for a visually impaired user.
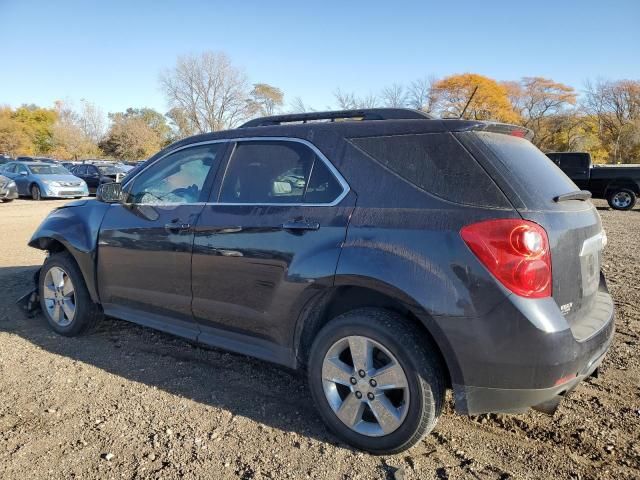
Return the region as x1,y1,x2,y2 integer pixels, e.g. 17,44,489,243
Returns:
39,252,103,336
31,184,42,201
308,308,445,454
607,188,636,210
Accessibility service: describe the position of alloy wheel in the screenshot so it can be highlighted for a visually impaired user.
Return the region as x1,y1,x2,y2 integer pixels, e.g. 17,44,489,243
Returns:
321,335,410,437
42,266,76,326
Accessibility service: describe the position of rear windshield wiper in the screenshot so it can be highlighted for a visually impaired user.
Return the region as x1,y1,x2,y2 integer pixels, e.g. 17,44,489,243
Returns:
553,190,592,202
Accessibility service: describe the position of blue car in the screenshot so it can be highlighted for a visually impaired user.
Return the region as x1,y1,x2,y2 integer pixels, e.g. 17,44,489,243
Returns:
0,161,89,200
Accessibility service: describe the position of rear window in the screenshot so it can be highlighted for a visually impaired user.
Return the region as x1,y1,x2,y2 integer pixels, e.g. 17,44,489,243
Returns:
557,153,588,169
459,132,580,209
457,132,580,209
349,132,508,207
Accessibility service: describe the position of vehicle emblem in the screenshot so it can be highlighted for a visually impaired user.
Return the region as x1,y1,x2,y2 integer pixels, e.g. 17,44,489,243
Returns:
560,302,573,315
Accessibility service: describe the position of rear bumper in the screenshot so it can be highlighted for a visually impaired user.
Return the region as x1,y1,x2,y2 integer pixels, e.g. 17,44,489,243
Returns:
428,274,615,415
453,322,613,415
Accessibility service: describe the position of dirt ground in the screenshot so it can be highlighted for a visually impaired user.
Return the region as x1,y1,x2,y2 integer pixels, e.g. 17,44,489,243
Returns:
0,198,638,480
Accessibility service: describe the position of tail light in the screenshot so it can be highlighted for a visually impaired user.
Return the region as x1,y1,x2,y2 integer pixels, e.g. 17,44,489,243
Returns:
460,219,552,298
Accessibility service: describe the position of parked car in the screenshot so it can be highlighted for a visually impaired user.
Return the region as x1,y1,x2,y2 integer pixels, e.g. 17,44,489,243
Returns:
546,152,640,210
0,161,89,200
0,154,12,165
0,174,18,202
33,157,59,164
61,161,81,170
26,109,613,453
69,162,127,194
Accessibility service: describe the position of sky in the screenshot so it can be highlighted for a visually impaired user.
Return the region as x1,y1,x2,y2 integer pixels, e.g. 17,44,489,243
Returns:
1,0,639,116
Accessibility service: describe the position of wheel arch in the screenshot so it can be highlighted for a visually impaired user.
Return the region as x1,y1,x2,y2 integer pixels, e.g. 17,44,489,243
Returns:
604,178,640,195
28,202,110,304
30,235,100,303
294,281,461,389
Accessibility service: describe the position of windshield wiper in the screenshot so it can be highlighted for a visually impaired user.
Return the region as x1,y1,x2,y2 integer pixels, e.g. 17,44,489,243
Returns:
553,190,592,202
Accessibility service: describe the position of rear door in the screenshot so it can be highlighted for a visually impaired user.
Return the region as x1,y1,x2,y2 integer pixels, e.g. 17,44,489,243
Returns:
557,154,590,190
191,138,355,356
97,142,228,339
458,132,604,334
84,165,101,193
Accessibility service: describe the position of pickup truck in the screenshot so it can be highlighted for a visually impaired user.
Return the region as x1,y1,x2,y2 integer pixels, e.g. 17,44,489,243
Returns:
546,152,640,210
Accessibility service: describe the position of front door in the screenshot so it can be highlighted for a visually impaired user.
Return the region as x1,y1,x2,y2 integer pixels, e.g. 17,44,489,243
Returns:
97,142,228,339
191,139,355,360
11,163,31,195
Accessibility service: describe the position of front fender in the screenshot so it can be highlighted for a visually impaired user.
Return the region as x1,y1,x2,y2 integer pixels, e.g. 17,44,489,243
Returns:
28,200,110,303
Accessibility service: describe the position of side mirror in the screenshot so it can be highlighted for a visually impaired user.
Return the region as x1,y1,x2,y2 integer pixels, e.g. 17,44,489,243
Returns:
20,171,28,176
96,182,123,203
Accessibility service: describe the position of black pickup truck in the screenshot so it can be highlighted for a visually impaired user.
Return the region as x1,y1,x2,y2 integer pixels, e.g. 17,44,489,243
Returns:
546,152,640,210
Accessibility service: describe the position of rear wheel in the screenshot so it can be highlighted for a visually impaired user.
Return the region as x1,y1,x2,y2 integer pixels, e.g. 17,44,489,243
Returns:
39,252,103,336
308,308,445,454
31,184,42,201
607,188,636,210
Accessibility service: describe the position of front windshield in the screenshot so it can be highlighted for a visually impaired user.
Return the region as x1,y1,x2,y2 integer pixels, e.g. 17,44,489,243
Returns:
97,165,121,175
28,165,71,175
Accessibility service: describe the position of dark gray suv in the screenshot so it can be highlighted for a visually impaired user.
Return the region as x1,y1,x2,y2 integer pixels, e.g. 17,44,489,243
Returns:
27,109,614,453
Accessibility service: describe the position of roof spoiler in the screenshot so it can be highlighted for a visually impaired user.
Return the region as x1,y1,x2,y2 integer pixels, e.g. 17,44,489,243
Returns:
240,108,433,128
451,121,534,141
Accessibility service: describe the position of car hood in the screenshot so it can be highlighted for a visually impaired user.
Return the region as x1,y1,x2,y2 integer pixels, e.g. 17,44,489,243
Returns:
37,174,85,183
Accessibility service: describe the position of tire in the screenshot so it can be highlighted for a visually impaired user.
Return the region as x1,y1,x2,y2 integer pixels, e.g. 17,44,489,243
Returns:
31,184,42,201
607,188,636,210
39,251,103,336
308,308,445,454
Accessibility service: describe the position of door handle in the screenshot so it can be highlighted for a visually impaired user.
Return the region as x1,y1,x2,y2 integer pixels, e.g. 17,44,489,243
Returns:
281,220,320,231
165,223,192,233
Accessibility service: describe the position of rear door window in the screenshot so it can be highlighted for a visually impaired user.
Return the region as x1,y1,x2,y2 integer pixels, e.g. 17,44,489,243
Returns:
219,140,345,204
349,132,509,207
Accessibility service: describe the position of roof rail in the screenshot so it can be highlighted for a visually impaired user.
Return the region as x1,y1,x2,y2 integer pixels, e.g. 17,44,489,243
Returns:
239,108,433,128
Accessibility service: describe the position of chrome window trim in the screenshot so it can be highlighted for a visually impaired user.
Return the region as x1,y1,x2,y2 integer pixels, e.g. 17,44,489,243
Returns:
122,137,350,207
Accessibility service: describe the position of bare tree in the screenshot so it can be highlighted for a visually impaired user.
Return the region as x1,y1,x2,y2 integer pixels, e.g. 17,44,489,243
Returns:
160,51,253,132
380,83,407,108
502,77,577,147
288,97,314,113
583,79,640,163
407,76,438,112
77,99,106,144
333,89,379,109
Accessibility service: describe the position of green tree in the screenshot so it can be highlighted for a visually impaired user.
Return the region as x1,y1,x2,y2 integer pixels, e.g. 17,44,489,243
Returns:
0,107,31,156
101,108,170,160
11,105,58,154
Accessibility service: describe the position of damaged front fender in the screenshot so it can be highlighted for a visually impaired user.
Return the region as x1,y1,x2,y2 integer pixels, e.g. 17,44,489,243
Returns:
28,200,110,304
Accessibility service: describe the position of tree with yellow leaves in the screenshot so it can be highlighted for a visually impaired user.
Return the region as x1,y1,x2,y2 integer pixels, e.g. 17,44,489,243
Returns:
432,73,519,123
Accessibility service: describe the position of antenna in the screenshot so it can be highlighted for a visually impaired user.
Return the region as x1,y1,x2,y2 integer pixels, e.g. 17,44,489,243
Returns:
459,86,479,119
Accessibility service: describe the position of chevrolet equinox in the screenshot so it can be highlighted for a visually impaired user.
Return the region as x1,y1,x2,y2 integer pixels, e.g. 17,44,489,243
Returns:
27,108,614,453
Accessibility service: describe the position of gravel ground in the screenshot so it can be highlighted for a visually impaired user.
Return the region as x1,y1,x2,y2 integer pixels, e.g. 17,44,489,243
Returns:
0,198,638,480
